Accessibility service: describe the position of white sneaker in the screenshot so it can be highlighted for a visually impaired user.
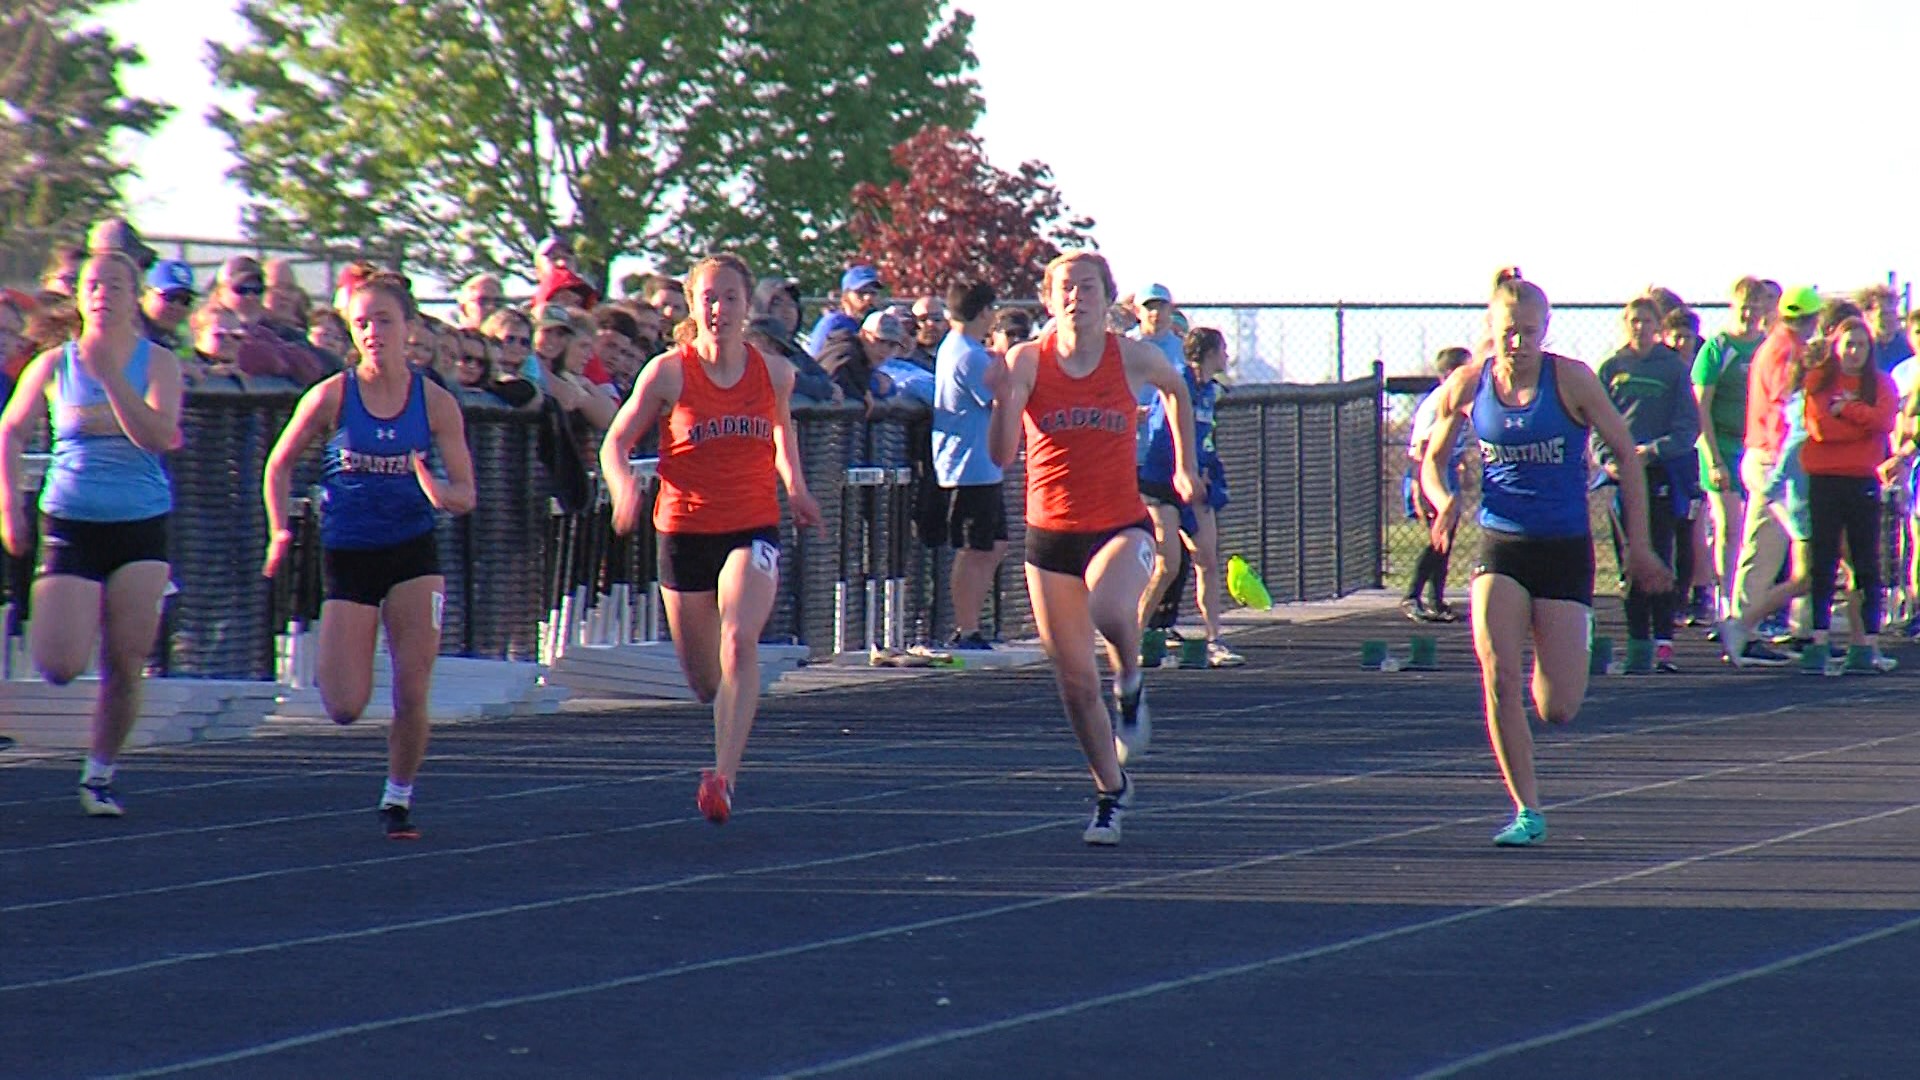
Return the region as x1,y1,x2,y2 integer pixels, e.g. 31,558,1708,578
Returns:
79,782,124,818
1717,618,1749,666
1082,772,1134,846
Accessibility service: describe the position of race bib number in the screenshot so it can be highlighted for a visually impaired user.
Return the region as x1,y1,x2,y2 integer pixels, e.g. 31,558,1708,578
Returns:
750,539,778,577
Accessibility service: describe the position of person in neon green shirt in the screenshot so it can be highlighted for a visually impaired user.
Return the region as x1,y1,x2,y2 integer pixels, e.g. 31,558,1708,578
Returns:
1691,276,1769,623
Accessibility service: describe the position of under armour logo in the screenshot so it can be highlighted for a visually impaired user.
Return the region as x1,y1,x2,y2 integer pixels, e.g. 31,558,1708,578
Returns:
375,428,397,440
1503,416,1527,430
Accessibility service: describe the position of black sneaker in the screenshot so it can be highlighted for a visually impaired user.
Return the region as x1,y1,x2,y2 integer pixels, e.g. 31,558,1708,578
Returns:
1112,673,1150,765
947,630,993,651
379,803,420,840
1734,642,1791,668
1082,771,1135,846
1400,596,1432,623
1428,601,1460,623
1162,627,1186,644
79,781,124,818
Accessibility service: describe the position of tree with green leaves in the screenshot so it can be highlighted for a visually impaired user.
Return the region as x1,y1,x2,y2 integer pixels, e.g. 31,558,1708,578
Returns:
0,0,168,279
850,125,1094,303
212,0,982,293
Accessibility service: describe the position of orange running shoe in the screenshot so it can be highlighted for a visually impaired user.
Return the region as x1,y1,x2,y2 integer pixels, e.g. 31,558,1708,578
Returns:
697,769,732,825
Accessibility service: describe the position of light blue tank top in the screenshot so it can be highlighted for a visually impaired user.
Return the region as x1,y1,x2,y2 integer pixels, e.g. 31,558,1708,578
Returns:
1472,355,1591,538
320,370,436,550
39,339,173,522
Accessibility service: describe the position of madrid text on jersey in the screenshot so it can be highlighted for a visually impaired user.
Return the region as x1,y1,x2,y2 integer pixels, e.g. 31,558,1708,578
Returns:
686,415,774,444
1034,406,1131,435
1481,435,1567,466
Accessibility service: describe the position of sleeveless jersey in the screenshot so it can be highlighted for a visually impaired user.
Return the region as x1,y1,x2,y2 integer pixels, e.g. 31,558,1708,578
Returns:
41,338,172,522
653,344,780,534
1022,330,1146,531
321,370,436,550
1140,364,1217,484
1472,354,1591,538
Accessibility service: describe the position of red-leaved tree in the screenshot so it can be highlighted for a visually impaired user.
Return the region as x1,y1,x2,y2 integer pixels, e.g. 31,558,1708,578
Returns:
848,125,1095,301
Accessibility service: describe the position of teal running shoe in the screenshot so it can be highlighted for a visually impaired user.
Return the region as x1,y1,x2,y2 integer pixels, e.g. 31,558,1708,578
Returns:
1493,808,1546,847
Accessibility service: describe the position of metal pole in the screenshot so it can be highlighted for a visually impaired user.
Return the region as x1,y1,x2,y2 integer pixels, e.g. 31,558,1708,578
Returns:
1257,403,1271,589
1335,302,1346,383
1373,361,1386,589
1332,400,1344,591
1294,402,1308,601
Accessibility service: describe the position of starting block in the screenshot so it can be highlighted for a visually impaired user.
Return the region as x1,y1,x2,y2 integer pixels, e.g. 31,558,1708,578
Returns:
1360,635,1439,672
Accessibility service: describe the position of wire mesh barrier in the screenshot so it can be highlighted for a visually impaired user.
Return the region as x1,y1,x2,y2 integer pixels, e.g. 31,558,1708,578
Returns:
0,373,1392,677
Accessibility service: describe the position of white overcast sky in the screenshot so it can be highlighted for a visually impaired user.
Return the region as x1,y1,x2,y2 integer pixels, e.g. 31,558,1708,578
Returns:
96,0,1920,305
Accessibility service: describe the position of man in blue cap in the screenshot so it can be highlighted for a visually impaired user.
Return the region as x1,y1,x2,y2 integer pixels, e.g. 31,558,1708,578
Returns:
807,263,884,357
140,259,198,351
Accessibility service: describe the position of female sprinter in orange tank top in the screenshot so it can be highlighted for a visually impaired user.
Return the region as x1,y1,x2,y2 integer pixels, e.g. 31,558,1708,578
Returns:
601,253,823,825
989,251,1201,846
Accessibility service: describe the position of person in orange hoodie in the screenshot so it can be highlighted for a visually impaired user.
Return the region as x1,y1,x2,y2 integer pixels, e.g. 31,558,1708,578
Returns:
1801,315,1899,671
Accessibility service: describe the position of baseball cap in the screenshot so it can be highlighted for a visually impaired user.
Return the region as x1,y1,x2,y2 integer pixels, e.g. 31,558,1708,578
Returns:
219,255,265,288
1778,285,1821,319
1136,283,1173,306
87,217,157,270
861,310,907,343
146,259,196,295
840,265,881,293
536,306,580,333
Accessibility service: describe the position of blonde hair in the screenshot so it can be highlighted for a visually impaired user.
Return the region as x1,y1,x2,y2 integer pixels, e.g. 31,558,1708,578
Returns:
673,252,755,346
1490,266,1549,315
1042,251,1117,309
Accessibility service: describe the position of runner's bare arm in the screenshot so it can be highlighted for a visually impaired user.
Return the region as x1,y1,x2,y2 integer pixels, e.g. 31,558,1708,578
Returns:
988,343,1037,468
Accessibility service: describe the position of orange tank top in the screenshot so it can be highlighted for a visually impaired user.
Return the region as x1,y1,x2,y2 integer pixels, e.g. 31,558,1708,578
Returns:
653,343,781,534
1022,329,1146,532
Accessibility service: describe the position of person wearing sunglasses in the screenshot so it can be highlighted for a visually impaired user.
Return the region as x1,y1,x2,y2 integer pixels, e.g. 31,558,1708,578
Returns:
140,260,198,352
215,255,333,386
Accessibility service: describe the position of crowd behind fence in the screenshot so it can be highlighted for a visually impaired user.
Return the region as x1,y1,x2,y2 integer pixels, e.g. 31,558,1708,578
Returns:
0,369,1384,681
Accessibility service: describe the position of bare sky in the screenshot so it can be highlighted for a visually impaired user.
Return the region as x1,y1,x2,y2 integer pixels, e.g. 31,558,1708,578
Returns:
98,0,1920,305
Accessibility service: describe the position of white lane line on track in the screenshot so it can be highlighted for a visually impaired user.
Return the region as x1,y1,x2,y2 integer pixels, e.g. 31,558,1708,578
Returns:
85,713,1920,1075
1408,909,1920,1078
779,797,1920,1079
0,730,1045,859
5,689,1823,915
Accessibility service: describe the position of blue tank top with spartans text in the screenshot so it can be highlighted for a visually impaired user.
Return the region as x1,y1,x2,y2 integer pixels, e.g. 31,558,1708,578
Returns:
1472,355,1591,538
320,371,436,550
40,338,173,522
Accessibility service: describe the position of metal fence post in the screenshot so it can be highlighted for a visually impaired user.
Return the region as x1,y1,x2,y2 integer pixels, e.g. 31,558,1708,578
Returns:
1257,403,1271,585
1373,361,1386,588
1294,402,1307,601
1332,397,1344,590
1334,301,1346,383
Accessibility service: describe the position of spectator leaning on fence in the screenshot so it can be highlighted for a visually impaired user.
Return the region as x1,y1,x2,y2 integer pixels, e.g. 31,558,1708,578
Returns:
456,273,506,331
37,243,84,303
910,295,945,368
0,247,185,820
600,252,824,826
262,268,477,841
807,264,883,357
932,279,1007,650
214,255,331,385
646,275,689,328
185,304,246,384
308,305,350,362
483,307,539,389
750,315,839,404
532,307,616,431
139,259,196,352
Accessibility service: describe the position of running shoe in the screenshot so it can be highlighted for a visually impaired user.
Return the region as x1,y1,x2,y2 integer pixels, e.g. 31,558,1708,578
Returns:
1845,647,1899,675
1428,601,1461,623
696,769,732,825
79,781,124,818
1492,807,1546,847
946,630,993,651
1082,771,1134,846
379,803,419,840
1163,627,1186,645
1757,613,1790,641
1400,597,1432,623
1112,672,1150,765
1207,640,1246,668
1734,642,1791,668
1654,642,1679,674
1715,618,1747,664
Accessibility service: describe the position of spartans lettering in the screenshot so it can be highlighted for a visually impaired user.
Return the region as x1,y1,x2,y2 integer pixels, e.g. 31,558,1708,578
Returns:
1481,436,1566,466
